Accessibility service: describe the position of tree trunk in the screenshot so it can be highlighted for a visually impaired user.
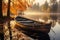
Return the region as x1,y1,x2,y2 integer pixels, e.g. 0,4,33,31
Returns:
7,0,12,40
0,0,3,18
0,0,4,40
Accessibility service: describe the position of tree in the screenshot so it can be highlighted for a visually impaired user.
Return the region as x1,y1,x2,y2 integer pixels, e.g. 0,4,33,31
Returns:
0,0,3,18
50,0,58,13
44,1,48,11
41,1,49,12
7,0,12,40
7,0,33,40
2,0,34,40
58,0,60,13
50,0,58,21
0,0,4,40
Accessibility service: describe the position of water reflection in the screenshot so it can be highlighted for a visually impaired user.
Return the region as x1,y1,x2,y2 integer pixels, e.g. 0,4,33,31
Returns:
49,21,60,40
51,19,60,28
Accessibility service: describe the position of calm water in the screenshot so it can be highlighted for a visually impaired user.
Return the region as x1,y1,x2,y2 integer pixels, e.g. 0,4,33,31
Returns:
49,22,60,40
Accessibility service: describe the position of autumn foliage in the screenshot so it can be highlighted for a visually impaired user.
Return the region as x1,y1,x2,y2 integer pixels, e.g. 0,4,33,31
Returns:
2,0,33,15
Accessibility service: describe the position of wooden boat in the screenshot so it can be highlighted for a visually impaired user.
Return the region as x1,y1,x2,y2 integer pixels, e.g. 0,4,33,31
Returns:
15,16,52,33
